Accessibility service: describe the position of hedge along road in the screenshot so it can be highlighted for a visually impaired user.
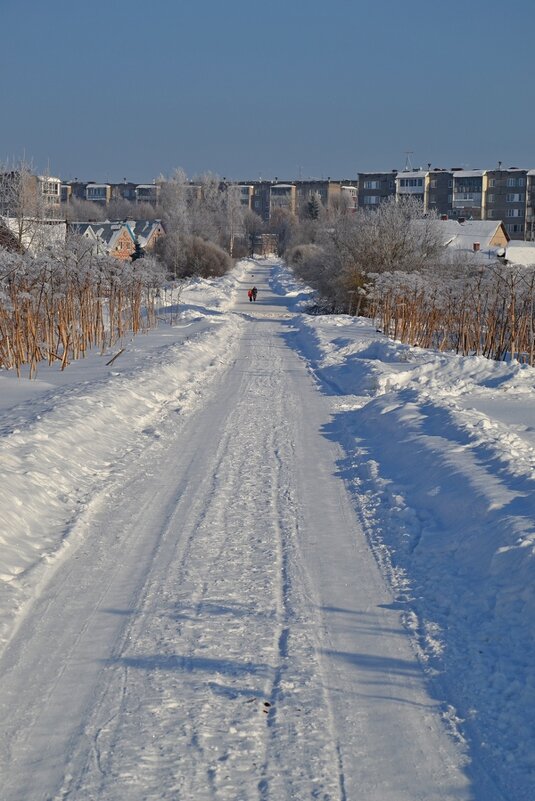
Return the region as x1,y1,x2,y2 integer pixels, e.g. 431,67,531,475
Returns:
0,260,482,801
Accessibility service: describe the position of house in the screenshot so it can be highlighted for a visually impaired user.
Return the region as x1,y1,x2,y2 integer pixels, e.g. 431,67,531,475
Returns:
437,218,509,258
69,219,165,259
126,220,165,251
69,221,136,260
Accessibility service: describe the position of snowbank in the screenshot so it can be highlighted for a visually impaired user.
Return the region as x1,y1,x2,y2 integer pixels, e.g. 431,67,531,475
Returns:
0,261,249,647
288,313,535,799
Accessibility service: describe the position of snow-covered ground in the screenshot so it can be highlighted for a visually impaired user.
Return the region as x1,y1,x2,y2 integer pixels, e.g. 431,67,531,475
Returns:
0,258,533,800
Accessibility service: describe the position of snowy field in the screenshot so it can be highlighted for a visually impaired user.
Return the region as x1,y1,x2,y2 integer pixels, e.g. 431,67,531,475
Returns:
0,259,533,800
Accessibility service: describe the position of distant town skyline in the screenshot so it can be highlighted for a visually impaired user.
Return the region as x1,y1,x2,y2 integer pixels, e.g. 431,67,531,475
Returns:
2,0,534,183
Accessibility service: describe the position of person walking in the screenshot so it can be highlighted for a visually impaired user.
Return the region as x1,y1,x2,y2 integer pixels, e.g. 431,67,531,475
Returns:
252,286,257,302
248,289,253,302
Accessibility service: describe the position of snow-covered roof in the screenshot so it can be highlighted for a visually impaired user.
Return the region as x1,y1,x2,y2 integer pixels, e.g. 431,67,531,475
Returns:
396,171,428,180
451,170,485,179
435,219,507,255
505,241,535,267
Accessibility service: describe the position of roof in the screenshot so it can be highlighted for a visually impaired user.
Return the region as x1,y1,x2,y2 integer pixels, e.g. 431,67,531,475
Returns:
126,219,164,245
437,219,508,253
69,220,135,250
452,170,485,179
396,171,428,180
505,241,535,267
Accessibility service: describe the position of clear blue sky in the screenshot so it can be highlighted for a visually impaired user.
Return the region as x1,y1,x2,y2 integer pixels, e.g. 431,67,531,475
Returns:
1,0,534,182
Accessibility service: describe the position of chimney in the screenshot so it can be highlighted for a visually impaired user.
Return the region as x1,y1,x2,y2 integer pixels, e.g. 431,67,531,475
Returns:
473,242,480,252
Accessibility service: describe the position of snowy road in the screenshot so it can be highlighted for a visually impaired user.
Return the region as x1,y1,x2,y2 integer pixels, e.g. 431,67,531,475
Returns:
0,265,480,799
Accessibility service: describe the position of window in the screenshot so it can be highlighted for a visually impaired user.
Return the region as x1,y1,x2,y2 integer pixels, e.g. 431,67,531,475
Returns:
430,179,437,189
487,209,494,218
487,194,494,203
363,180,380,189
363,195,380,204
507,208,523,217
506,193,525,202
488,178,495,187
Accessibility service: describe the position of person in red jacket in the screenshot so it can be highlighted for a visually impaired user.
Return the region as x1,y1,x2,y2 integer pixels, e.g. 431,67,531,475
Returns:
247,289,253,302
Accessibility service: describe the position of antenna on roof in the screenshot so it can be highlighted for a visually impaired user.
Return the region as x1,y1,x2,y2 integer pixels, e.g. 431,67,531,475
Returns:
404,151,414,171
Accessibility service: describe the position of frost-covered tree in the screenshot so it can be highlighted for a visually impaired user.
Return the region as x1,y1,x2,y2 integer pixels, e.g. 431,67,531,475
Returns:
288,196,442,311
156,169,239,277
0,161,49,252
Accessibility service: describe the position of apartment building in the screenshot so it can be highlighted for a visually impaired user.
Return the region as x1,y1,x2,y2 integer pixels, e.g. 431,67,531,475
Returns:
0,170,62,218
450,170,485,220
37,175,61,210
293,179,358,214
85,183,112,204
135,184,161,205
527,170,535,241
228,183,254,209
427,169,453,214
484,167,527,238
395,170,428,205
358,171,397,208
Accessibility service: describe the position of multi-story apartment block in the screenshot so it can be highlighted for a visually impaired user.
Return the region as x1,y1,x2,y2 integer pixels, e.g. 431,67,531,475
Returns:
269,183,297,216
395,170,428,205
357,166,535,239
37,175,61,210
135,184,161,205
293,179,358,213
340,184,358,212
425,169,452,215
484,167,527,238
228,184,254,209
526,170,535,241
243,179,359,222
85,183,112,204
357,172,397,208
0,170,62,218
450,170,485,220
